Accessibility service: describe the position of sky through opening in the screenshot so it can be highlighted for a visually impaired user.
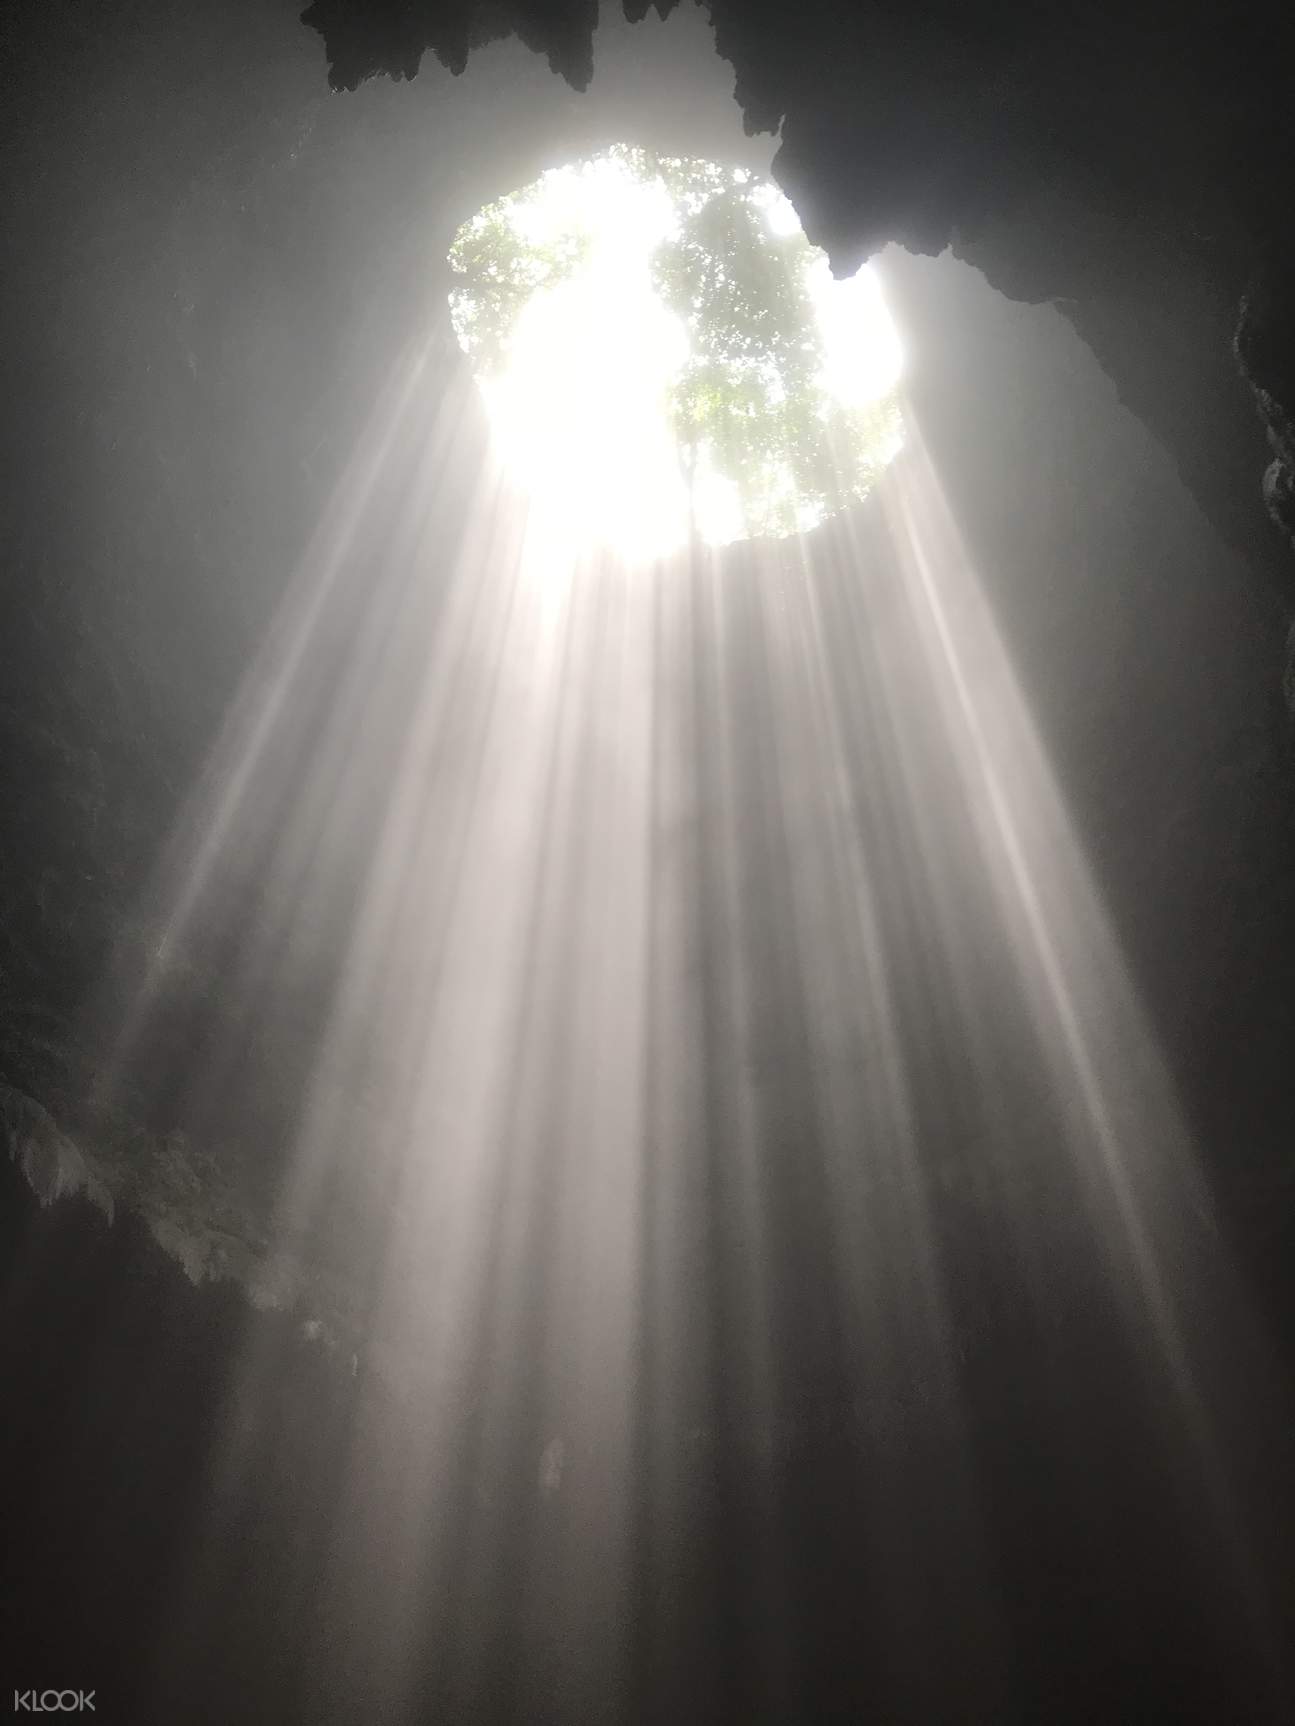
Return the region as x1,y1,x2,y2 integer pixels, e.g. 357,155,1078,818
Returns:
449,147,905,561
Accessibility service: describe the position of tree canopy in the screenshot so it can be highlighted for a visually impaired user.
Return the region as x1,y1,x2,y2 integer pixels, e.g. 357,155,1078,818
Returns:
449,146,902,543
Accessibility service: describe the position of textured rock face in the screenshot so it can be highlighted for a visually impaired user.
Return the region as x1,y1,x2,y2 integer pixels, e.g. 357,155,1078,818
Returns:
1238,268,1295,554
303,0,603,89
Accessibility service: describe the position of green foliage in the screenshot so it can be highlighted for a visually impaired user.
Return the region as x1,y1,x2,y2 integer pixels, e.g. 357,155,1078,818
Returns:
645,149,899,537
448,185,591,376
447,146,902,541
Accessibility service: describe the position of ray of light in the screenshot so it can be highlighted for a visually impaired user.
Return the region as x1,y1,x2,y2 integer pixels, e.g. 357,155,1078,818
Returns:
111,274,1287,1721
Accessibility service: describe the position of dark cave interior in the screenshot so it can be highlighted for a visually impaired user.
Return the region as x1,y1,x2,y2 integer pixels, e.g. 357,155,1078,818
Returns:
3,4,1295,1722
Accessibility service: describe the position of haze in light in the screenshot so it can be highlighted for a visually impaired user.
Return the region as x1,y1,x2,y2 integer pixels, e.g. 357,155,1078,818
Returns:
449,151,905,561
101,212,1278,1712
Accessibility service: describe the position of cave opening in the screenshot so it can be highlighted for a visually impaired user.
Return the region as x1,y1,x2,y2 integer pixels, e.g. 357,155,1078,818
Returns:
448,145,903,557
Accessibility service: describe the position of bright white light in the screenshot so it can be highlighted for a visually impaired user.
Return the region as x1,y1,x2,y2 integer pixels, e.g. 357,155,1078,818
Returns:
452,153,905,561
480,161,692,563
753,181,802,238
809,257,905,410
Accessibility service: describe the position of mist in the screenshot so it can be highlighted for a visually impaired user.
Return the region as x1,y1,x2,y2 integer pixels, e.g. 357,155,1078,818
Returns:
3,4,1295,1722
